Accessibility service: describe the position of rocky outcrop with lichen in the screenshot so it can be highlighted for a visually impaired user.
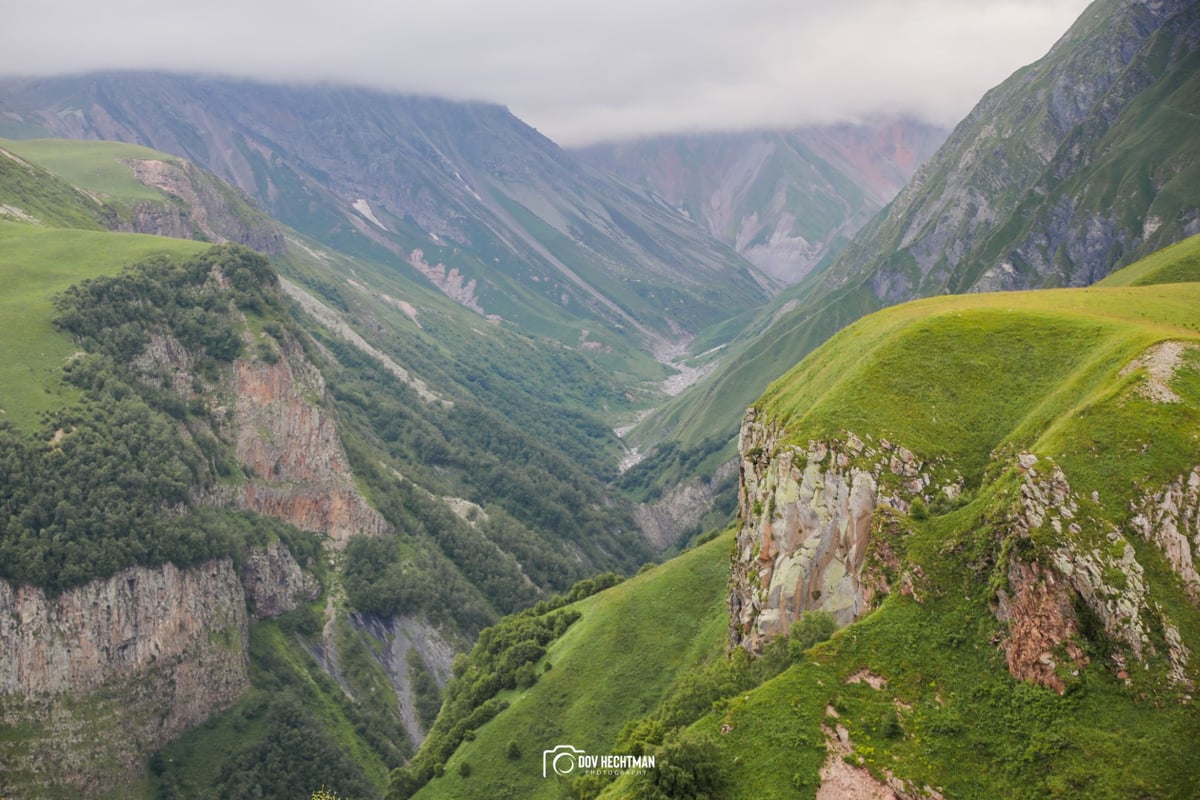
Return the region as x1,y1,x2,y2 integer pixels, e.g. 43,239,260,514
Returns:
1130,467,1200,597
730,400,1195,692
729,410,957,652
994,454,1192,692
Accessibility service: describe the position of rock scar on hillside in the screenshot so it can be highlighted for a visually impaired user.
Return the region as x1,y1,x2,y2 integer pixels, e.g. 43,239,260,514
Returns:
818,721,906,800
1119,341,1197,403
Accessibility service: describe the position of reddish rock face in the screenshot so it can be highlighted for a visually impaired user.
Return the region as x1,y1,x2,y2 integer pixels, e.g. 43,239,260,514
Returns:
995,557,1087,694
233,340,389,545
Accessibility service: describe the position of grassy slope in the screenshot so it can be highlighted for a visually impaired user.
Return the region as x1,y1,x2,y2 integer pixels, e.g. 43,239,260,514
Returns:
443,241,1200,800
411,532,732,800
678,254,1200,797
760,281,1200,475
0,221,204,428
1095,231,1200,287
1,138,172,202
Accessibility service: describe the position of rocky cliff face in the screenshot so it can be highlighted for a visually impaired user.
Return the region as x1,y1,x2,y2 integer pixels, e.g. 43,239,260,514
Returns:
233,336,390,545
0,542,315,795
730,408,1195,692
0,268,369,794
729,411,954,651
118,157,285,255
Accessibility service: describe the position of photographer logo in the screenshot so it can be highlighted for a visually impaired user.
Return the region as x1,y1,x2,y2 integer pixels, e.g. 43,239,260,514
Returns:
541,744,655,778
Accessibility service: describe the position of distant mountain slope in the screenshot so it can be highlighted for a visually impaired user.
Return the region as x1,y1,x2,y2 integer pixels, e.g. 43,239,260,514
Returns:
823,0,1200,299
630,0,1200,471
574,119,946,285
0,74,771,360
0,140,677,797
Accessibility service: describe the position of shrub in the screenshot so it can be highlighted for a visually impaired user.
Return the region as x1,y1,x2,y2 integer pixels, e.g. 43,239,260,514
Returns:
789,611,837,661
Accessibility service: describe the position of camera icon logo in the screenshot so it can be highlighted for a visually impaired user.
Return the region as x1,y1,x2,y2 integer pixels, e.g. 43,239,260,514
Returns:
542,744,586,777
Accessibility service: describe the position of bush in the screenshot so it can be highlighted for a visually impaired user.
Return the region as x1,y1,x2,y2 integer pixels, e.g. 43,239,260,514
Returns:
788,611,837,661
909,496,929,520
638,731,723,800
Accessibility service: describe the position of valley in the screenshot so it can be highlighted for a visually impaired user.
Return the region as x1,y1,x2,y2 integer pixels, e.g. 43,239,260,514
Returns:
0,0,1198,797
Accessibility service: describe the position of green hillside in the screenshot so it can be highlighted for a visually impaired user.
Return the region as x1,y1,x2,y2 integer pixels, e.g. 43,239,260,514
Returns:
400,532,733,800
2,138,173,203
0,145,109,230
403,239,1200,800
0,221,204,428
0,140,670,798
1096,232,1200,287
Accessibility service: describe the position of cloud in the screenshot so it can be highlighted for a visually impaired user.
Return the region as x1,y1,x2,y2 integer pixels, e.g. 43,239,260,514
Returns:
0,0,1091,145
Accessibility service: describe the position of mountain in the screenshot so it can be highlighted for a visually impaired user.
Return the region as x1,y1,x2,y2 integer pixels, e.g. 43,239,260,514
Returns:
574,118,947,285
627,0,1200,492
822,0,1200,298
0,139,673,797
0,74,772,370
392,234,1200,800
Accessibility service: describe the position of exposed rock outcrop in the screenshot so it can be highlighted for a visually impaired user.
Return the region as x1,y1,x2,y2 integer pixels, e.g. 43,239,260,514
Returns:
998,454,1191,691
0,560,248,699
730,401,1194,690
0,560,248,794
241,539,321,620
1130,467,1200,597
233,337,390,545
0,540,319,795
634,458,738,552
120,158,286,255
349,613,456,747
729,411,951,651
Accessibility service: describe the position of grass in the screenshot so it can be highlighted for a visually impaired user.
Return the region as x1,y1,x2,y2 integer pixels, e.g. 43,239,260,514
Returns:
703,247,1200,796
412,532,732,800
667,485,1200,799
1,138,175,203
427,240,1200,800
759,283,1200,482
1095,232,1200,287
0,221,205,428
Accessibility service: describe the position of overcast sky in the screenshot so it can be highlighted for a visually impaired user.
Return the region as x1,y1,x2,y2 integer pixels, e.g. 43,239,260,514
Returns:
1,0,1092,146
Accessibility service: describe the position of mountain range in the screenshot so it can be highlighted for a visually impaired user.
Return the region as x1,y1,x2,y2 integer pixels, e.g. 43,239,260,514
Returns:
574,119,947,285
0,0,1198,796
